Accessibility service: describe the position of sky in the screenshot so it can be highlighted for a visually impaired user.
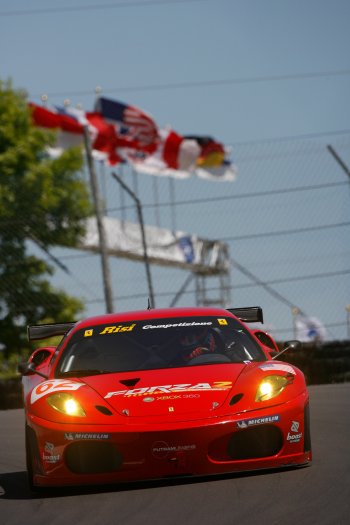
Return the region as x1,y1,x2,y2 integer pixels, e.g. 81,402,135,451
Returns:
1,0,350,341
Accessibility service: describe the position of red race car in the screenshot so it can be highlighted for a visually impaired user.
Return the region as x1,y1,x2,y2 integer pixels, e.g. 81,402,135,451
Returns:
19,306,311,491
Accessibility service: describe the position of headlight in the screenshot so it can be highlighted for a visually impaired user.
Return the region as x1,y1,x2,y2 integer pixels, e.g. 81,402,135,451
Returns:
47,393,86,417
255,375,291,402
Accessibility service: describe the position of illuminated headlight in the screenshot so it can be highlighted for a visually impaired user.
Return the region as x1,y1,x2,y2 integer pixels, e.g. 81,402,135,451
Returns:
47,393,86,417
255,375,291,402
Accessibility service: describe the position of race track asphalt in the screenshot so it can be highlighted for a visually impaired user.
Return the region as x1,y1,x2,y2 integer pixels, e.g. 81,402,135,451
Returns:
1,383,349,525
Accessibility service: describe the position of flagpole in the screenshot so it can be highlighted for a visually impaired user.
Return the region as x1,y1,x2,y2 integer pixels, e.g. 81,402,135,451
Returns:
83,126,114,313
152,175,161,227
346,305,350,340
169,176,176,231
292,307,300,339
111,171,155,308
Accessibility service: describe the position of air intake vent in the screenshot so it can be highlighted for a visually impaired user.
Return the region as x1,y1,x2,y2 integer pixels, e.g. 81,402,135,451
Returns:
95,405,113,416
120,378,140,387
65,442,122,474
229,393,244,405
228,425,283,460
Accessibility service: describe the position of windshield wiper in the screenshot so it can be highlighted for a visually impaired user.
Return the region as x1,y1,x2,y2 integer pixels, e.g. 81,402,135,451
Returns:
59,369,111,377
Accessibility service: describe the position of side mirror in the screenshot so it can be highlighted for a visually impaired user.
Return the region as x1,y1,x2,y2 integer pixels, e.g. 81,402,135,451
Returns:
272,340,302,360
253,330,279,356
18,361,33,375
18,348,54,379
18,361,48,379
31,348,53,366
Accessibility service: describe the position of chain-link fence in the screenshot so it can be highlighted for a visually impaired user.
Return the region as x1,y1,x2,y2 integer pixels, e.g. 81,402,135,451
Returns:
2,132,350,344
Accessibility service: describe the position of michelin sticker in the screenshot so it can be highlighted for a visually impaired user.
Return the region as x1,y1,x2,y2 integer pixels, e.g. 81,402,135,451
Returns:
64,433,111,440
236,414,280,429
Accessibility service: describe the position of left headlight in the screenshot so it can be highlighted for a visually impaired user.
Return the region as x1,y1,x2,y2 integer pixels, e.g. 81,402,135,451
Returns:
255,375,292,402
47,393,86,417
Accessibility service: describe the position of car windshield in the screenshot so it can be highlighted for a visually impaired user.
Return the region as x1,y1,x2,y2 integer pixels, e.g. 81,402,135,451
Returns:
56,316,267,377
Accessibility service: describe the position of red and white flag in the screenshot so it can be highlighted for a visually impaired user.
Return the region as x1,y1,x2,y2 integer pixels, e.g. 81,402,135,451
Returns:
94,96,159,151
127,129,236,181
125,128,201,179
29,99,237,180
29,102,128,164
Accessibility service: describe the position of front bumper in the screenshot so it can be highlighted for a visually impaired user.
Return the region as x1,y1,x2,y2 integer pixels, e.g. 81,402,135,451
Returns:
27,392,312,487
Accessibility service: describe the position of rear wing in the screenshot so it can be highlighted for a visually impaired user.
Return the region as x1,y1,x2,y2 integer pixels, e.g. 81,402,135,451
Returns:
227,306,263,324
27,308,263,340
27,322,76,341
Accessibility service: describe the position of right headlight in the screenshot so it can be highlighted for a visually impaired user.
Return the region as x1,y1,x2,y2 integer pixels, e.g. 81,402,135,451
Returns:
255,375,291,402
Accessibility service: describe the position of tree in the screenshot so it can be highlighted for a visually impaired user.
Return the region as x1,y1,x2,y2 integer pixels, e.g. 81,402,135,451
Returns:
0,80,93,357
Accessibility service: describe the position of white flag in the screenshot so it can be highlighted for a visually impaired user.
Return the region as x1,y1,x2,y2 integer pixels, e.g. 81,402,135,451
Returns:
295,315,327,342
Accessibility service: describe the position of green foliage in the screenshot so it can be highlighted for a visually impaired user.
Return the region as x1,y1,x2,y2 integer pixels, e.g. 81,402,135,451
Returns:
0,351,27,379
0,79,94,357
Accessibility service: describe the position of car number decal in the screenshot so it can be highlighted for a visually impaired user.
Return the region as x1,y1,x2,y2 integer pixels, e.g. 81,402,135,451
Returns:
30,379,84,404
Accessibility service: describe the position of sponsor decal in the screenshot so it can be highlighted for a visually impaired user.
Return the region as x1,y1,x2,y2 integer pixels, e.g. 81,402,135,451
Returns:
287,420,303,443
42,453,60,463
44,442,54,453
43,443,60,463
217,318,228,325
30,379,84,404
104,381,232,399
152,441,196,459
291,420,300,432
287,432,303,443
259,363,296,375
142,321,212,330
157,394,201,401
99,324,136,334
84,329,93,337
64,432,111,440
183,394,201,398
236,414,280,429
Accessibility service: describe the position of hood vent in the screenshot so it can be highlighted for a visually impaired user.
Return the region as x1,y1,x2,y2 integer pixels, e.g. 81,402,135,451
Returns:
229,393,244,406
119,378,140,388
95,405,113,416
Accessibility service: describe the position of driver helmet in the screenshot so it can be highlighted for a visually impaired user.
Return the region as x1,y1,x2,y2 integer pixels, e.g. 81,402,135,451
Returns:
180,328,216,360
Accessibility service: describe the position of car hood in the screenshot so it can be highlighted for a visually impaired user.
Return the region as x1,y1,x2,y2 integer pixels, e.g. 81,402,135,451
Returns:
82,364,248,419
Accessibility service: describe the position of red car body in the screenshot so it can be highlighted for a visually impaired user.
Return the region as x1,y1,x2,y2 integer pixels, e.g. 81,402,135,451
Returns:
20,306,311,490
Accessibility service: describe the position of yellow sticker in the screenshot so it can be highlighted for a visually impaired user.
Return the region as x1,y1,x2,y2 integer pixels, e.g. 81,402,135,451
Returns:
218,318,228,325
99,323,136,335
84,329,93,337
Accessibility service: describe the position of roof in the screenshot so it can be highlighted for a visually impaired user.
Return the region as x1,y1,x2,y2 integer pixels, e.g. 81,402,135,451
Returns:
75,306,232,329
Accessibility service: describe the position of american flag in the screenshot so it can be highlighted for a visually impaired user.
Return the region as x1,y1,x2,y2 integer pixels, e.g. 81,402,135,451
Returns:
94,97,159,149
